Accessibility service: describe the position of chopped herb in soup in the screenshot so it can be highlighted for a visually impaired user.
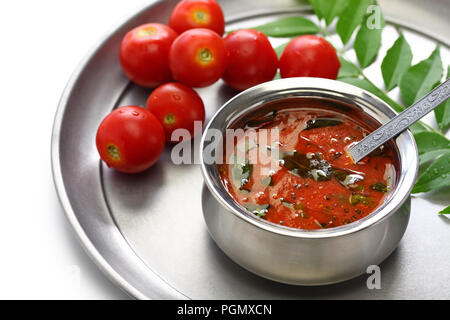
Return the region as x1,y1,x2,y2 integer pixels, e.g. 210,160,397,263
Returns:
218,108,396,230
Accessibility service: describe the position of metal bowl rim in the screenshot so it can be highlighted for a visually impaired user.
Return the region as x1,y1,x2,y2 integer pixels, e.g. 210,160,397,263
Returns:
200,77,418,239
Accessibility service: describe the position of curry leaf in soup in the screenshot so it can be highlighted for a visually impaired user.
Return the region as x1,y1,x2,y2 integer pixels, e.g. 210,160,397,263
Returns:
281,151,332,181
412,151,450,194
439,206,450,215
399,46,443,106
335,170,364,187
231,159,253,190
250,16,319,38
336,0,371,45
370,182,389,192
244,203,270,218
354,8,385,68
281,199,294,208
434,66,450,132
244,110,277,129
349,194,373,206
381,33,413,91
305,118,342,130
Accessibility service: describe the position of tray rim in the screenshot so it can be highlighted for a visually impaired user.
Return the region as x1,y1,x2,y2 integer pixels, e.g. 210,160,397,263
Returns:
51,0,191,300
51,0,450,300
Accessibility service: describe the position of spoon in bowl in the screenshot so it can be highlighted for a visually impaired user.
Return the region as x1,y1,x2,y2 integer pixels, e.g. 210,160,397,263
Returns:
348,78,450,163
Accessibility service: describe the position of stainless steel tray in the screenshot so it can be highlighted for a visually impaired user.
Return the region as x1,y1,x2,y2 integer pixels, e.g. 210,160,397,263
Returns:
52,0,450,299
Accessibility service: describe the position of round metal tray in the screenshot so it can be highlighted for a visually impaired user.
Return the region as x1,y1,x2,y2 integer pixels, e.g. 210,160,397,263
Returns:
52,0,450,299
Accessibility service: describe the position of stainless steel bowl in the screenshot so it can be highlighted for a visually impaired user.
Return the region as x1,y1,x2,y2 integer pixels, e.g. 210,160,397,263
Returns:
200,77,418,285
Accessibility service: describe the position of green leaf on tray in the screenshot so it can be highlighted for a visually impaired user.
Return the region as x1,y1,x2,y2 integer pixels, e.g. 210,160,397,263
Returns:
337,56,361,78
274,42,289,58
434,66,450,132
354,8,385,68
419,149,450,166
412,150,450,194
399,46,443,106
250,16,319,37
309,0,349,25
414,131,450,165
308,0,325,20
439,206,450,215
336,0,371,45
339,77,403,113
381,34,413,91
338,77,428,134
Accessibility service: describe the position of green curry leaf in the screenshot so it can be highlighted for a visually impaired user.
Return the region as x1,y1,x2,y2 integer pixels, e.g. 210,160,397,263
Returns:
354,9,385,68
250,16,319,37
231,159,253,190
439,206,450,215
338,77,428,134
336,0,371,45
381,34,413,91
399,46,443,106
434,66,450,132
412,151,450,194
414,131,450,165
337,56,361,78
309,0,349,25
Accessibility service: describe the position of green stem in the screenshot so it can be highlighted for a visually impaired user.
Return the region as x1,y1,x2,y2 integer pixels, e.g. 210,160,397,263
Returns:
340,53,448,139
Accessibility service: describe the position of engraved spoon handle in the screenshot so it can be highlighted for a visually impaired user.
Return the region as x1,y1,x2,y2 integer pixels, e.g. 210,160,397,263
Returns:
348,78,450,163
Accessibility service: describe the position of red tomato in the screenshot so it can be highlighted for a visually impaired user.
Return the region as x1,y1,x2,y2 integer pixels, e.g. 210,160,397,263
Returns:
119,23,178,88
169,0,225,36
222,29,278,91
146,82,205,142
279,35,340,80
169,28,228,87
96,106,165,173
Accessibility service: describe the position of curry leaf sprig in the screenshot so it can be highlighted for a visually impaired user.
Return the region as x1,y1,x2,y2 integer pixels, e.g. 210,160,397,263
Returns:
245,0,450,213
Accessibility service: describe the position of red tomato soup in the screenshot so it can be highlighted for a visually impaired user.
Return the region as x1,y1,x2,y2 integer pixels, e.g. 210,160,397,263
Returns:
218,105,397,230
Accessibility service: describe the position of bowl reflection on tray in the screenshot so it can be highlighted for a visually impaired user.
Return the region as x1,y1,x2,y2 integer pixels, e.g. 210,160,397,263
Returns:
200,77,418,285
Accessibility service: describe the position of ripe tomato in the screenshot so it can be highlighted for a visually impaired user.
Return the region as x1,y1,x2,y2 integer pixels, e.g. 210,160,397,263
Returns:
96,106,165,173
146,82,205,143
119,23,177,88
222,29,278,91
169,28,228,87
279,35,340,80
169,0,225,36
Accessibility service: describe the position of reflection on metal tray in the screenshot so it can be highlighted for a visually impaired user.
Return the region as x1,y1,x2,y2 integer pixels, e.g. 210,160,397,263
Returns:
52,0,450,299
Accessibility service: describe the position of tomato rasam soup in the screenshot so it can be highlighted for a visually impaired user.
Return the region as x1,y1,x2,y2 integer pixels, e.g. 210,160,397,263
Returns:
218,100,398,230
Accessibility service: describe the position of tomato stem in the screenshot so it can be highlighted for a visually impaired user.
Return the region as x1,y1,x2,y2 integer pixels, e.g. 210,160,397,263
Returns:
194,10,207,22
164,113,176,125
198,48,213,62
107,145,120,160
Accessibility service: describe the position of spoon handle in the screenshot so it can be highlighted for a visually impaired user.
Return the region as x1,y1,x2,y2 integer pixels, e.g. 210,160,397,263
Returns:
348,78,450,163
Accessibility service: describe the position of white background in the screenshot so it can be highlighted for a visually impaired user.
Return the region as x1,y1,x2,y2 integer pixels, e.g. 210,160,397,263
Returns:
0,0,449,299
0,0,151,299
